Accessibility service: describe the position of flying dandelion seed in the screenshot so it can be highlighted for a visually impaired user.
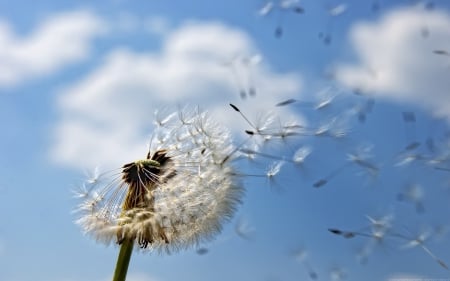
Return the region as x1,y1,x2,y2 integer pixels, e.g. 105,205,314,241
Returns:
404,141,421,151
329,266,347,281
229,103,298,140
347,144,379,179
329,3,348,17
433,49,450,56
397,183,425,213
399,228,448,270
234,215,256,240
224,55,261,99
292,145,312,165
312,144,375,188
395,152,425,167
329,213,395,265
291,247,318,280
75,107,244,253
195,247,209,255
258,0,304,38
352,98,375,124
276,98,298,107
319,2,347,45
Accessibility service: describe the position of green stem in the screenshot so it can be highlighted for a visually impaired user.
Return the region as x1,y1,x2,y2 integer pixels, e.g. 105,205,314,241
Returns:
112,239,134,281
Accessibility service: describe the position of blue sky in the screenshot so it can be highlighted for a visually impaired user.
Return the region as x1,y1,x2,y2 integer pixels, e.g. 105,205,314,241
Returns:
1,0,450,281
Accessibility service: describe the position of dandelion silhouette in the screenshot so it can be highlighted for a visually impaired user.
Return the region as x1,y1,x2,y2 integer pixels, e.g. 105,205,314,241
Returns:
75,107,244,281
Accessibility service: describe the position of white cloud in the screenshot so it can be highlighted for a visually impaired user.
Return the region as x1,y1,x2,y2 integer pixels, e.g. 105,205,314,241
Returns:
51,20,302,169
334,6,450,120
0,10,107,87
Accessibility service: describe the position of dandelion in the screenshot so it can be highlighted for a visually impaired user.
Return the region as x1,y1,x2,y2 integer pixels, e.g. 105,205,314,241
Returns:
74,107,244,281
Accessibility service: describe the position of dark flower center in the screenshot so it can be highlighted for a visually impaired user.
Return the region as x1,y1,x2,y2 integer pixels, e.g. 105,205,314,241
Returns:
118,150,173,247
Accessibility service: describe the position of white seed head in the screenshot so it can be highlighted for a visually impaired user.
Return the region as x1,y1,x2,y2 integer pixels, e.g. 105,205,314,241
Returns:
75,107,243,253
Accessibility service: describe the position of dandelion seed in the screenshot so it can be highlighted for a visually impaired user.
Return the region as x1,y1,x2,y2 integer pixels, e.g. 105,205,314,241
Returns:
328,228,357,239
195,247,209,255
426,137,436,153
397,183,425,213
84,166,101,185
259,1,275,16
404,141,421,151
329,214,394,266
314,86,339,110
433,49,450,56
313,179,328,188
330,214,394,244
347,144,379,178
276,98,298,107
353,98,375,123
313,116,350,139
312,159,350,188
395,153,424,167
291,247,318,280
224,55,261,99
229,103,292,140
330,266,347,281
235,216,255,240
258,0,304,38
329,3,348,16
267,161,284,178
75,107,244,254
292,146,312,165
399,229,448,269
402,111,416,123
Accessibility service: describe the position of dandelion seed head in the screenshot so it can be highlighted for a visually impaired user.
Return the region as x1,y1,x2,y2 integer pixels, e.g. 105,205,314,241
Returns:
75,107,243,253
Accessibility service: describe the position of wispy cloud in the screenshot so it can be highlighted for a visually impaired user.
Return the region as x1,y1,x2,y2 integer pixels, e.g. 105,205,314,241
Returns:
51,20,303,169
0,10,107,87
335,6,450,120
